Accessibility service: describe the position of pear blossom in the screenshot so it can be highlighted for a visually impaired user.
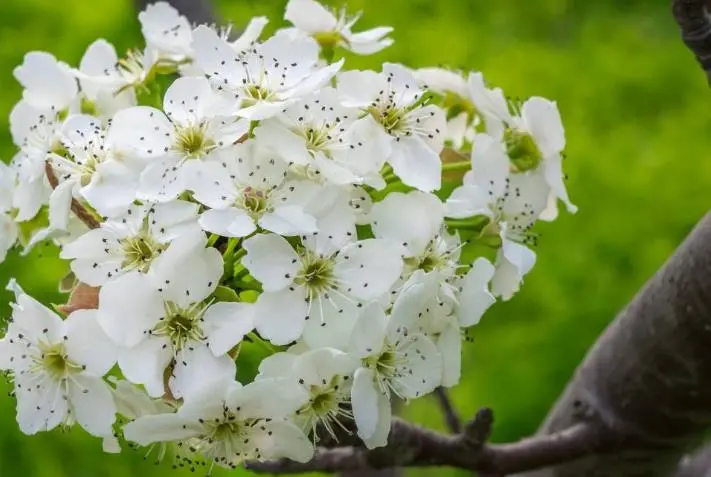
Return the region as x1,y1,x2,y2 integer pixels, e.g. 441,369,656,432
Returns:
60,200,200,286
76,39,138,117
47,114,139,230
467,73,576,219
254,87,390,187
350,285,442,448
97,231,247,399
123,379,313,468
109,76,247,202
191,25,344,120
258,347,357,440
242,233,403,349
337,63,447,192
0,282,117,438
283,0,393,55
189,142,320,237
139,2,193,63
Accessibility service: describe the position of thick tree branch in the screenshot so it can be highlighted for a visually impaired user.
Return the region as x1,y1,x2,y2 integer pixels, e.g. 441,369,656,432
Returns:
673,0,711,82
518,212,711,476
248,410,607,475
134,0,217,26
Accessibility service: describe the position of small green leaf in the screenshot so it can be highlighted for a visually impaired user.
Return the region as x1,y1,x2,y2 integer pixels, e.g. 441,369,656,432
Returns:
213,285,240,303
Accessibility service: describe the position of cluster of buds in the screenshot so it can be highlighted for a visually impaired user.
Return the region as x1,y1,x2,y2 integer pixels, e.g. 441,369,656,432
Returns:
0,0,575,472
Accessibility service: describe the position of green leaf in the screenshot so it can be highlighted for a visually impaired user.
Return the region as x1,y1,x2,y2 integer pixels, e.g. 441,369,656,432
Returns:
213,285,240,303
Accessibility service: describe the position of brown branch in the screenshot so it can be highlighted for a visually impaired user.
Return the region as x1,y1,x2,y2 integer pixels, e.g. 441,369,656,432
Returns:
45,162,100,229
672,0,711,82
134,0,217,26
433,387,462,434
248,410,607,475
519,212,711,477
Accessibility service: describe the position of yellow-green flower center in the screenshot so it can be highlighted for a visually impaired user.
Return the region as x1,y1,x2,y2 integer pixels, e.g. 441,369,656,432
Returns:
34,342,82,380
120,233,163,272
295,251,336,296
174,123,215,159
152,301,206,352
504,128,542,172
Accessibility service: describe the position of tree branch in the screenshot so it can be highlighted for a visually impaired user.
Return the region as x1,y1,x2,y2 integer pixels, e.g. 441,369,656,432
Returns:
518,212,711,476
433,387,462,434
672,0,711,82
248,410,607,475
134,0,217,26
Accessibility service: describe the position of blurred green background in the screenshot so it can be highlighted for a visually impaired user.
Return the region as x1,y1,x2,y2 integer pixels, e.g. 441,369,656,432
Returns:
0,0,709,475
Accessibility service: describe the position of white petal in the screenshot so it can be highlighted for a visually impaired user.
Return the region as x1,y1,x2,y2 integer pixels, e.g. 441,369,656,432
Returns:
118,337,173,397
491,240,536,300
284,59,344,100
467,72,511,125
199,207,256,237
170,344,236,400
284,0,338,33
370,191,443,256
254,290,308,345
229,378,308,419
470,132,510,197
351,367,380,440
68,375,116,437
438,321,462,388
394,334,441,399
138,156,186,202
261,419,314,462
382,63,424,106
202,302,255,356
302,293,359,351
335,239,403,301
123,414,201,445
415,67,468,98
152,233,222,308
9,289,65,343
16,380,66,434
14,52,77,110
191,25,241,84
163,76,223,125
231,16,269,52
458,257,496,327
98,272,163,347
259,205,318,236
349,303,386,358
347,28,394,55
521,97,565,156
65,309,118,376
148,199,200,242
253,118,312,166
139,1,192,55
108,106,173,159
48,179,75,231
242,234,300,292
81,161,138,217
337,70,386,108
445,184,492,219
388,135,441,193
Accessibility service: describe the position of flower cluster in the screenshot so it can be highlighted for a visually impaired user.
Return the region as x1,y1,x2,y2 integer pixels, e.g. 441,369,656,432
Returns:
0,0,575,471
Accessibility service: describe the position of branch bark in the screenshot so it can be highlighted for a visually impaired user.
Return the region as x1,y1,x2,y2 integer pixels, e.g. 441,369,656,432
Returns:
673,0,711,82
248,409,608,475
517,212,711,476
45,162,100,229
134,0,217,26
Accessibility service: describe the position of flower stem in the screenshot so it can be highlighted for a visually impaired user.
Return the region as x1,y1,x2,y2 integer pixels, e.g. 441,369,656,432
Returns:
442,161,472,173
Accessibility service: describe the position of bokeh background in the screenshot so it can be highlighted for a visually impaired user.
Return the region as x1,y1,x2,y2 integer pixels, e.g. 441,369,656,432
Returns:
0,0,709,475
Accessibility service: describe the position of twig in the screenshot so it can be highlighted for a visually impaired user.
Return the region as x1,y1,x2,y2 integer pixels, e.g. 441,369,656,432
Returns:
433,387,462,434
44,162,100,229
247,414,605,475
672,0,711,82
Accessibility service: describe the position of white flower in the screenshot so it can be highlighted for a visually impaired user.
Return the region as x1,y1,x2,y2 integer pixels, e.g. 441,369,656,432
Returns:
337,64,446,192
189,142,320,237
258,347,357,441
60,200,199,286
467,73,576,219
445,134,544,299
350,284,441,448
241,233,403,349
229,17,270,53
139,2,193,63
0,282,117,438
14,52,78,112
76,40,137,118
191,25,344,120
456,257,497,327
97,230,248,399
9,101,58,221
254,87,391,187
284,0,393,55
415,68,468,99
123,379,313,468
0,163,19,261
109,76,247,202
48,114,139,229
